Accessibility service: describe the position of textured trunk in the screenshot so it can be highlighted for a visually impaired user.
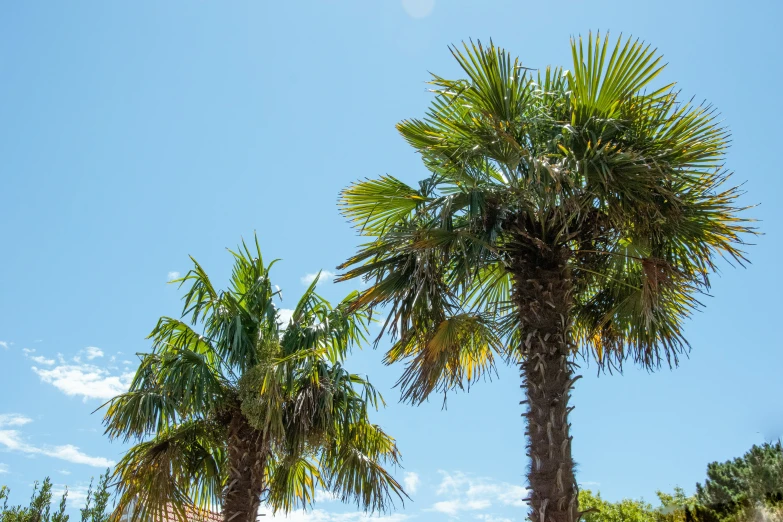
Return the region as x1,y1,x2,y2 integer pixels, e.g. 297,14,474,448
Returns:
511,251,580,522
223,411,267,522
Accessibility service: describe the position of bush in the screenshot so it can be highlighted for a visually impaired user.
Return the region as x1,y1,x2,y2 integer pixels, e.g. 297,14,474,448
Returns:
0,470,111,522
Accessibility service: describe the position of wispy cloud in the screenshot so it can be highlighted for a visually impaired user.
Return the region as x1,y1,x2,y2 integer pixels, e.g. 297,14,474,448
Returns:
0,414,33,428
29,355,55,366
300,271,336,286
168,271,181,281
58,469,71,475
83,347,104,360
260,508,409,521
0,428,113,468
0,341,8,350
32,363,132,400
53,484,91,508
45,445,114,468
0,463,8,474
401,0,436,19
432,498,491,515
430,471,528,516
476,515,514,522
277,308,295,326
313,490,339,503
403,472,420,494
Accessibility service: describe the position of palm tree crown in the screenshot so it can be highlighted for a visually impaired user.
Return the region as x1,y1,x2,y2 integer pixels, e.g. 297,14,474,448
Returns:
102,238,405,522
338,33,752,522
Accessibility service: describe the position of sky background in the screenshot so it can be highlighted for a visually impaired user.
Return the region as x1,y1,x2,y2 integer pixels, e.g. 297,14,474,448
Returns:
1,1,782,521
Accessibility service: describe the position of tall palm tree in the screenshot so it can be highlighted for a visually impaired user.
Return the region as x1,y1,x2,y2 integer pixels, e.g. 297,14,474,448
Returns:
338,33,752,522
102,238,405,522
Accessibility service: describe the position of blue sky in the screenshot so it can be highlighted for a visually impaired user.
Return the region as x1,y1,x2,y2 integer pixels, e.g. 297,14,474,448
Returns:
1,1,782,520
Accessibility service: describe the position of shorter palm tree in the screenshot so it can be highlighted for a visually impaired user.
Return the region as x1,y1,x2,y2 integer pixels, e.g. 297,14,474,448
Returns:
102,238,405,522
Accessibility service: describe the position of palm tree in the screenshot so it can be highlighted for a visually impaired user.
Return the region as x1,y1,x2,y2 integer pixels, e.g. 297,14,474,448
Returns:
337,33,752,522
102,238,406,522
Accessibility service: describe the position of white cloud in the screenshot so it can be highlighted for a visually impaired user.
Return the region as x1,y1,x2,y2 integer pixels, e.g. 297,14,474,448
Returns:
401,0,436,18
83,347,104,360
46,445,114,468
58,469,71,475
32,363,133,400
168,271,181,281
0,414,33,428
53,485,90,508
277,308,295,326
21,349,55,366
0,426,113,468
259,508,409,521
476,515,513,522
0,430,26,451
432,499,490,516
430,471,528,516
0,463,8,474
300,271,336,286
313,490,339,503
403,472,420,494
0,341,8,350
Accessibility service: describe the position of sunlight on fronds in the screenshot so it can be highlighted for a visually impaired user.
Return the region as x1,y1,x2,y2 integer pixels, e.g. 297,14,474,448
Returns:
103,235,406,519
339,32,755,397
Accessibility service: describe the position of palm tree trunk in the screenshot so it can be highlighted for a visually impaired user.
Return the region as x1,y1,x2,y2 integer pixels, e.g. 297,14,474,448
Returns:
511,253,580,522
223,411,267,522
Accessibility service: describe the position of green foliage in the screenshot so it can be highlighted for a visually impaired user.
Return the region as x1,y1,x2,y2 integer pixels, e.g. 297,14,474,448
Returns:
1,478,58,522
695,442,783,521
338,30,752,522
577,442,783,522
101,237,405,521
80,470,111,522
338,33,753,399
579,489,659,521
579,488,703,522
0,471,111,522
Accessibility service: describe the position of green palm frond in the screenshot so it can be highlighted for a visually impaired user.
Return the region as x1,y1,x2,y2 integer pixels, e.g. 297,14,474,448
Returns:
102,317,229,443
397,41,536,176
567,32,670,126
339,33,754,402
264,454,322,513
279,281,370,363
104,235,406,520
101,386,178,443
462,261,513,316
386,312,505,404
179,259,220,327
340,176,427,236
111,420,225,522
320,421,406,513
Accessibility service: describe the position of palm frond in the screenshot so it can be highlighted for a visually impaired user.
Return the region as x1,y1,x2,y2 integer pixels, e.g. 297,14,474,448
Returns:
386,312,505,404
111,420,225,522
264,454,322,514
320,421,406,514
340,176,427,236
567,32,670,126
